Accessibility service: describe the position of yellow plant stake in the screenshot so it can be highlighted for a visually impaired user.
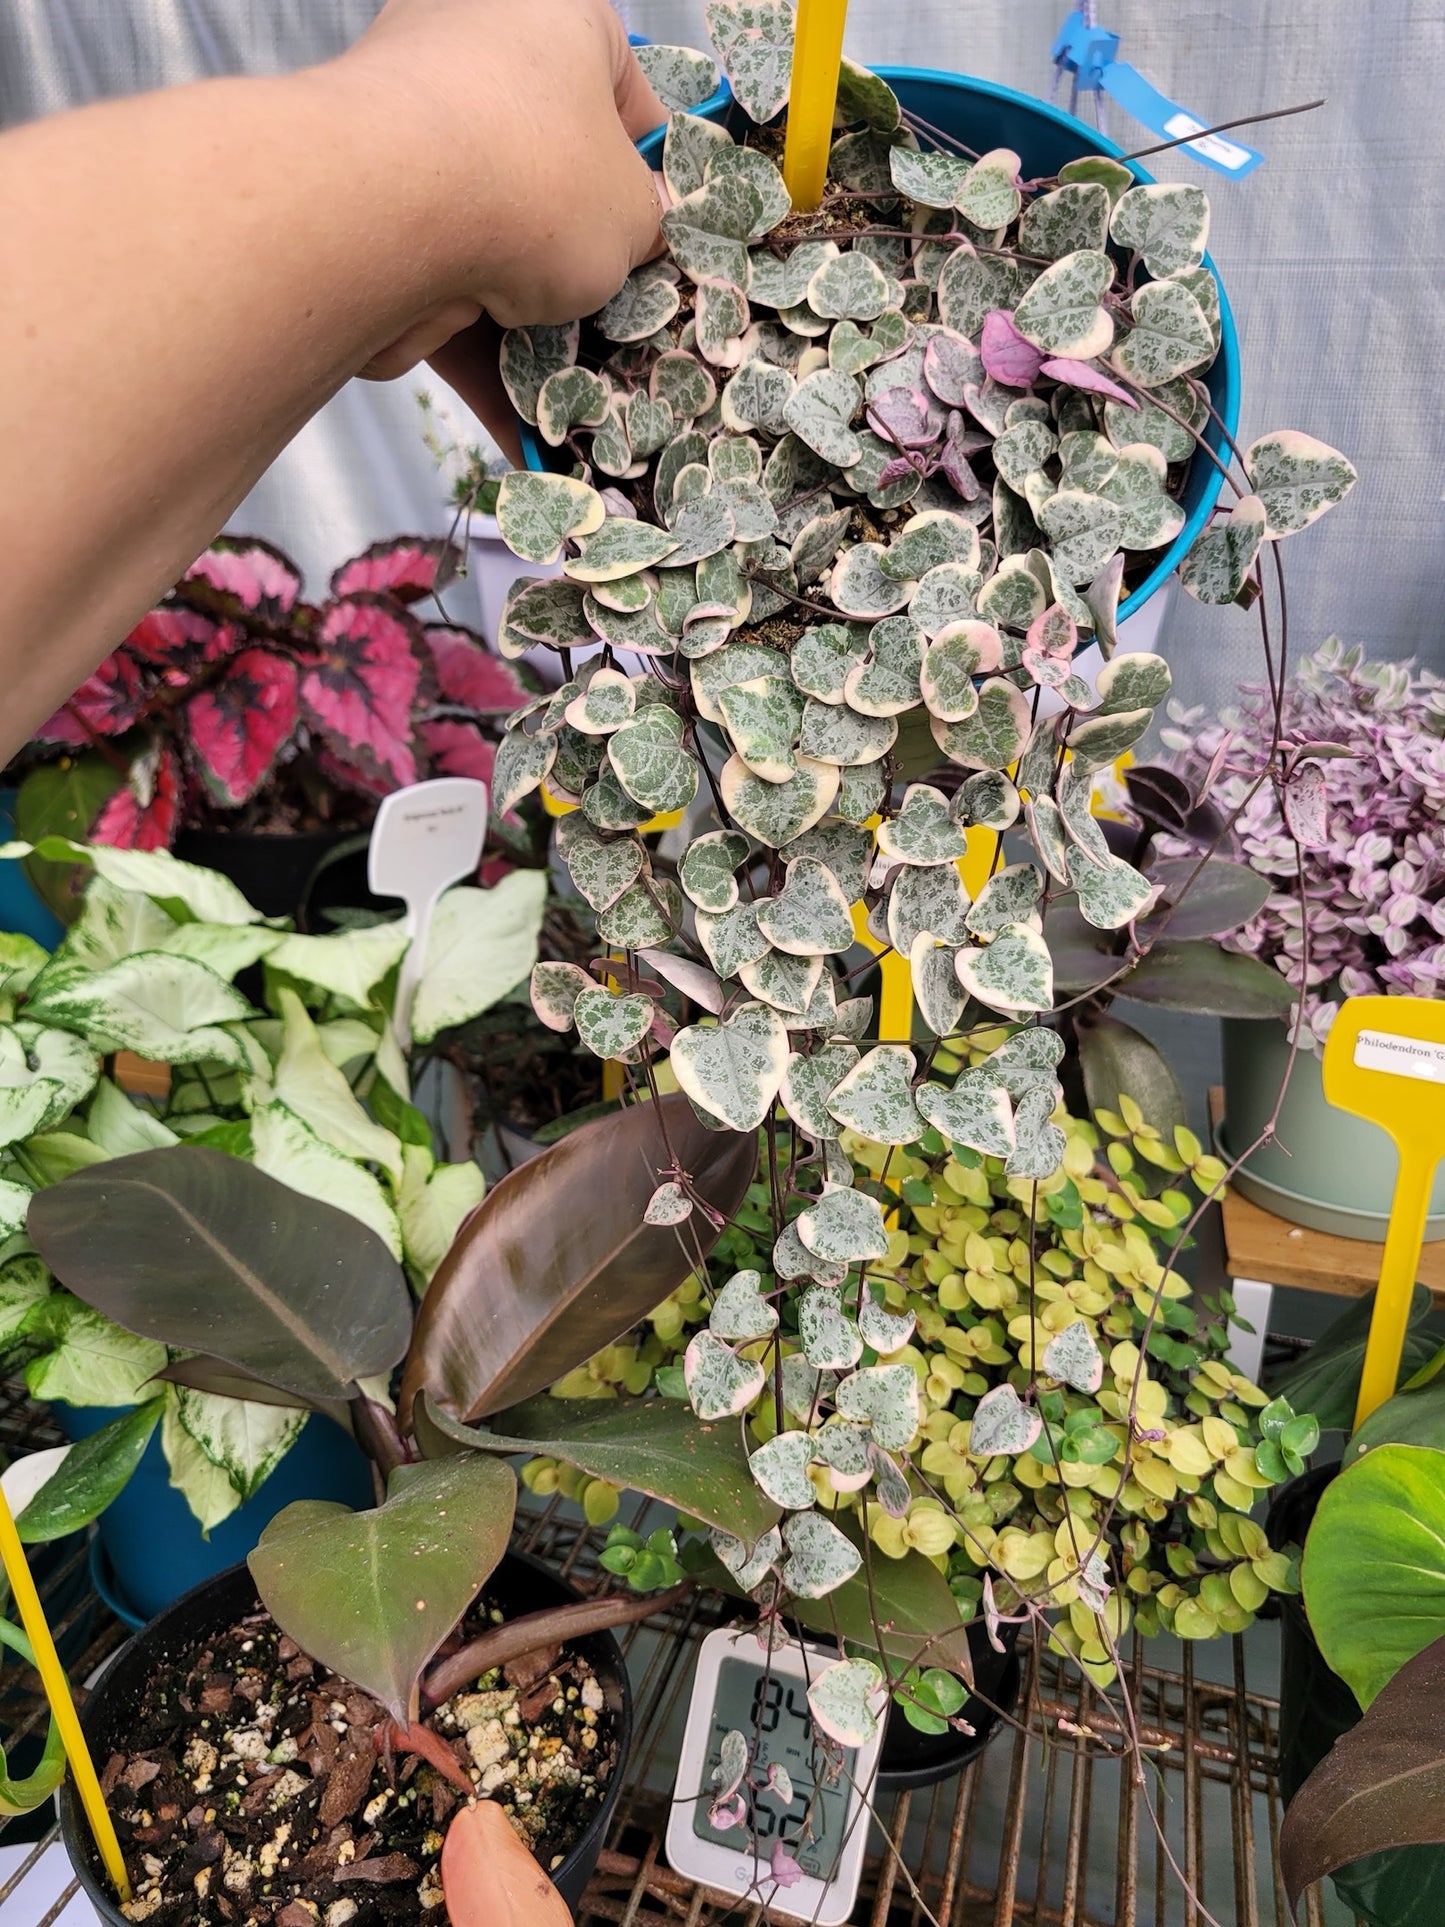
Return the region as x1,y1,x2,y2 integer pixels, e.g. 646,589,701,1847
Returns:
781,0,849,211
1320,994,1445,1428
0,1482,130,1899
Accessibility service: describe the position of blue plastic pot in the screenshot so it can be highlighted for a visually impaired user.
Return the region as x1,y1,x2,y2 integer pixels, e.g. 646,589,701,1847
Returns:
0,790,63,948
522,67,1241,626
54,1404,376,1628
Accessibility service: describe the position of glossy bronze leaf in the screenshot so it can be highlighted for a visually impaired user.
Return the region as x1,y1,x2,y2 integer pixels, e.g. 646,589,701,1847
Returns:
400,1095,754,1423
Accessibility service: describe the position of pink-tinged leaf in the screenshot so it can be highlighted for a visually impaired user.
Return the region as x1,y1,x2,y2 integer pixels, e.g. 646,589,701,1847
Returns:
939,418,984,502
879,454,923,489
423,625,534,713
477,855,514,887
91,747,181,850
867,386,942,449
124,607,232,672
1022,602,1078,686
316,745,391,801
1040,357,1137,408
770,1843,804,1890
982,1573,1009,1655
299,594,425,789
1282,758,1330,850
330,536,460,605
35,652,147,745
708,1793,747,1832
186,648,299,805
440,1801,572,1927
420,719,497,786
980,310,1046,388
185,537,302,617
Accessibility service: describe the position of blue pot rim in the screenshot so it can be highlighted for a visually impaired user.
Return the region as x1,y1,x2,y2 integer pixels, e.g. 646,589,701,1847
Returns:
520,64,1241,626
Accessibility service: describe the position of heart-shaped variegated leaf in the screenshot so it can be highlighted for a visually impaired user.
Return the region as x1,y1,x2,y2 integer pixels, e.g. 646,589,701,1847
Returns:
1245,431,1358,538
1042,1320,1105,1394
710,1523,782,1592
780,1043,860,1139
497,321,579,425
706,145,791,236
977,564,1046,633
842,616,924,715
888,146,971,208
720,753,838,848
637,44,722,113
937,247,1027,339
663,112,733,202
869,1445,912,1517
811,1419,873,1492
680,829,750,913
798,697,898,767
492,727,556,814
1019,181,1111,259
797,1284,864,1371
781,1510,862,1600
1005,1083,1067,1179
554,815,644,911
789,508,854,587
965,863,1043,939
500,577,593,657
956,922,1054,1015
980,1025,1065,1094
830,309,910,377
695,900,769,977
1071,852,1158,930
956,147,1022,228
569,518,679,582
565,668,636,736
671,1002,788,1130
721,357,798,434
704,0,794,122
876,784,970,865
910,933,968,1036
1101,445,1186,551
968,1383,1042,1458
573,988,653,1059
830,543,914,619
1036,490,1126,584
717,675,804,782
710,1268,779,1341
1058,431,1122,495
645,1181,693,1226
1028,796,1071,882
808,252,890,323
858,1292,915,1355
1109,182,1209,277
1011,250,1114,359
834,1362,920,1451
684,1330,766,1420
922,327,984,405
530,960,591,1033
756,858,854,956
797,1183,889,1264
597,878,681,950
608,706,698,814
1094,650,1171,715
1065,705,1152,769
534,366,610,450
992,418,1057,491
915,1070,1016,1159
1180,494,1267,604
739,948,824,1016
775,1222,846,1291
931,677,1031,771
920,620,1003,721
807,1656,886,1744
1112,278,1214,388
495,471,605,565
781,368,862,465
958,768,1022,832
749,1431,816,1510
826,1045,923,1145
888,864,971,951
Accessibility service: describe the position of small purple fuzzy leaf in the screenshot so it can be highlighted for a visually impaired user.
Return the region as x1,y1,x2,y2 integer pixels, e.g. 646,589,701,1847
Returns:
1041,357,1138,408
980,310,1046,388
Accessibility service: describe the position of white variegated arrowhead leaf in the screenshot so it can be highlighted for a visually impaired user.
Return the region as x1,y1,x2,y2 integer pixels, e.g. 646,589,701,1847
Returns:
797,1285,864,1371
1037,489,1126,585
807,251,890,323
684,1330,767,1420
493,727,556,814
775,1221,847,1290
965,862,1043,939
1101,444,1186,551
830,542,914,619
670,1002,788,1131
710,1524,782,1593
645,1181,694,1226
495,470,605,565
1019,181,1111,259
1111,278,1214,388
695,900,769,977
573,988,654,1059
956,921,1054,1015
869,1444,912,1517
529,960,591,1035
608,706,699,814
706,145,791,236
931,676,1031,771
1180,494,1267,604
956,147,1022,228
780,1043,859,1139
806,1656,886,1744
738,947,823,1015
1070,851,1159,930
663,111,734,202
710,1268,779,1341
797,1183,889,1263
679,830,750,913
717,675,804,783
1244,431,1358,539
1109,182,1209,278
826,1045,923,1145
876,784,971,866
569,517,679,582
969,1384,1042,1458
915,1070,1016,1159
781,1511,862,1600
720,754,839,848
1042,1320,1105,1394
554,815,644,910
1005,1083,1067,1180
834,1362,919,1451
858,1292,915,1355
704,0,794,122
920,619,1003,722
781,368,862,465
1011,250,1114,359
909,932,968,1037
749,1431,817,1510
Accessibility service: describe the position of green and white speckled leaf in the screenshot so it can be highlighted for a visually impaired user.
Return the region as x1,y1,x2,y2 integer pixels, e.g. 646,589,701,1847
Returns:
685,1330,766,1420
1042,1320,1104,1394
1026,795,1071,882
1245,431,1358,538
582,761,652,831
775,1222,847,1292
825,1044,922,1145
798,1286,864,1370
957,768,1021,832
798,1183,890,1264
1105,374,1203,461
965,863,1042,940
834,1362,919,1451
807,1655,885,1743
1112,278,1214,388
664,495,736,567
858,1293,914,1356
661,180,758,288
500,577,592,656
498,321,579,426
1058,154,1133,202
956,921,1053,1015
842,615,923,715
915,1070,1016,1159
573,988,654,1059
663,111,734,202
977,565,1046,633
969,1383,1042,1458
782,1512,862,1600
781,1042,860,1139
721,754,839,847
993,475,1040,557
980,1025,1065,1096
1056,763,1110,866
888,864,971,952
889,147,971,208
695,900,769,977
882,515,980,584
706,146,791,236
1027,548,1095,633
876,784,969,865
709,433,762,485
1019,181,1110,259
828,127,898,196
583,596,671,655
956,147,1022,228
1012,250,1114,358
920,620,999,722
680,830,750,913
843,430,922,511
1083,553,1126,659
1064,705,1152,769
909,932,967,1036
534,365,609,447
608,706,698,813
738,947,823,1015
1101,443,1185,550
744,241,837,314
596,878,681,950
1180,494,1267,604
637,44,722,114
936,246,1027,338
931,675,1030,770
717,675,803,783
645,1181,693,1226
1094,650,1171,715
710,1268,778,1341
1057,431,1120,495
1071,851,1158,930
495,471,605,565
994,419,1061,494
920,324,983,403
493,727,556,814
691,641,788,723
749,1431,816,1510
652,355,717,426
1109,182,1209,278
565,667,635,736
1175,266,1221,352
716,478,777,541
837,757,888,825
830,308,910,377
908,562,982,637
554,814,644,911
710,1524,782,1592
530,960,591,1033
810,1419,873,1492
704,0,794,122
1005,1082,1067,1180
1037,489,1126,584
834,56,902,132
568,517,678,582
695,278,749,366
798,697,897,766
808,251,890,323
790,508,853,586
671,1001,788,1130
782,818,870,905
756,858,855,956
782,368,862,466
589,571,652,614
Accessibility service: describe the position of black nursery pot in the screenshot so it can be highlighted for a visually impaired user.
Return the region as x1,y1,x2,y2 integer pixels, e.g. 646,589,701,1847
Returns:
174,827,385,928
1265,1462,1354,1805
62,1553,633,1925
875,1619,1022,1792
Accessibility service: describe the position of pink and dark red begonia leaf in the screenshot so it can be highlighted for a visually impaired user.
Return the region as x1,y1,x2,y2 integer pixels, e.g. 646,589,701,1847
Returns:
299,594,426,790
420,719,496,787
422,626,535,714
91,747,182,851
186,648,300,805
185,537,303,619
34,651,147,746
330,536,460,606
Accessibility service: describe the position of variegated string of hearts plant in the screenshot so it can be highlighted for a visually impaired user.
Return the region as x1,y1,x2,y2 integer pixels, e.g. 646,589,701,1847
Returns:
483,3,1356,1905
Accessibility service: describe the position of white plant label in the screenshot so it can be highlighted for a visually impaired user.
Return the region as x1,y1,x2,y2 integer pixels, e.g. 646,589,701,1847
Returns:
368,777,489,1047
1353,1029,1445,1085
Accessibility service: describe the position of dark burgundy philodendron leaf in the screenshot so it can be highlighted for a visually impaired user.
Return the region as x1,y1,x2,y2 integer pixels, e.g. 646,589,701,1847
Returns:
90,746,182,850
186,648,300,804
1040,357,1137,407
867,386,942,449
423,625,535,713
34,652,146,745
980,309,1046,388
330,536,461,605
420,720,496,787
1280,1635,1445,1923
399,1093,755,1426
300,593,427,789
184,537,303,619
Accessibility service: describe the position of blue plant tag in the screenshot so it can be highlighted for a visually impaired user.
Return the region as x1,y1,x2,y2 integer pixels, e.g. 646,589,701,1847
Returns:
1100,64,1265,178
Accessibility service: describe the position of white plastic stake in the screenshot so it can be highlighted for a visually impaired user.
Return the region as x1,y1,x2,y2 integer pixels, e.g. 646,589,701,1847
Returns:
368,778,489,1049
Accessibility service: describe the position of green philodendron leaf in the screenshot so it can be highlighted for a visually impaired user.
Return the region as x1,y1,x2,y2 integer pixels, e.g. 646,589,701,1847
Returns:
1302,1445,1445,1710
1348,1363,1445,1462
1116,940,1294,1018
1012,249,1114,358
704,0,794,122
0,1620,67,1816
1271,1286,1437,1432
1181,494,1268,604
1245,431,1359,539
1139,856,1271,941
250,1455,517,1723
495,470,605,565
1112,278,1215,389
1109,182,1210,277
670,1002,789,1132
14,1397,163,1542
15,759,122,926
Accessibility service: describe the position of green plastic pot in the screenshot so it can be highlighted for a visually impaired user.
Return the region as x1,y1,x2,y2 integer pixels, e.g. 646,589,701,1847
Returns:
1219,1017,1445,1242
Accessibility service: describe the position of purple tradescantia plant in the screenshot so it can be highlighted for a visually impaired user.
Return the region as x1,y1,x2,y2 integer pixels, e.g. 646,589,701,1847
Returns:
1160,637,1445,1046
